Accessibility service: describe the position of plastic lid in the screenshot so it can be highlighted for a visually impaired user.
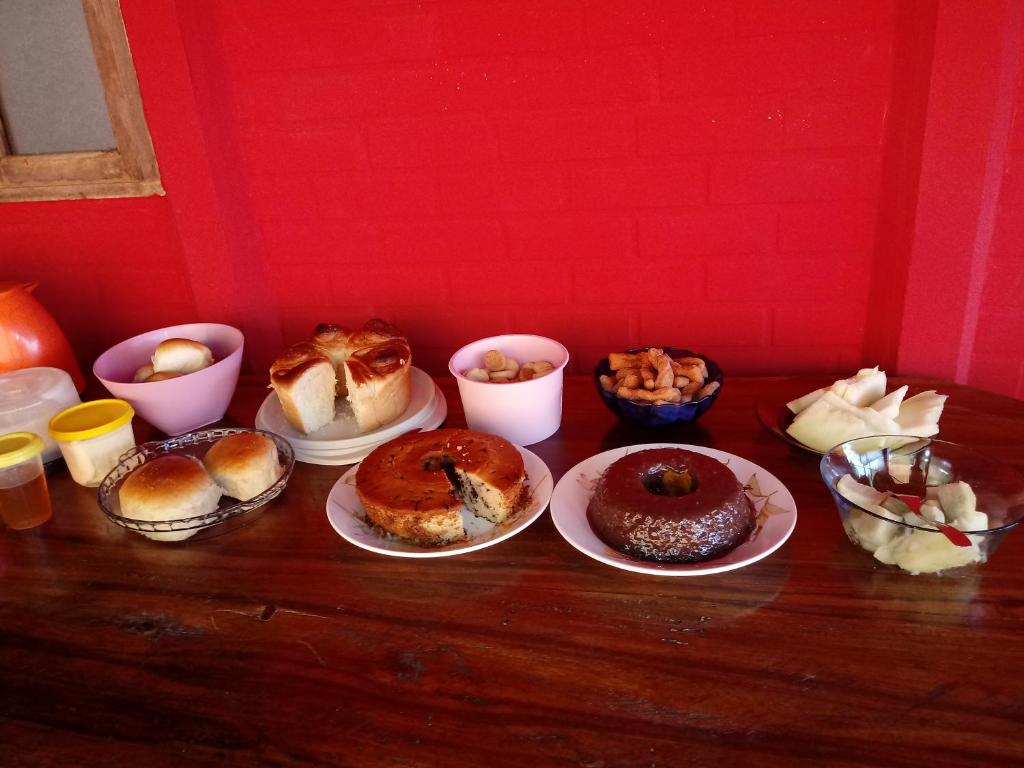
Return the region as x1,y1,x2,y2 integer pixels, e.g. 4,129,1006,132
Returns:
49,399,134,441
0,432,45,468
0,367,77,416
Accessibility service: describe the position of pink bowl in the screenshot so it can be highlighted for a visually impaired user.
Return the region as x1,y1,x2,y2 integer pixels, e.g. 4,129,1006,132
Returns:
93,323,244,436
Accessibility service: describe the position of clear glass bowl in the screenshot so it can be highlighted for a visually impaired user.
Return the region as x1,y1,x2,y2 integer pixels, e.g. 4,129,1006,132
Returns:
97,427,295,541
820,436,1024,574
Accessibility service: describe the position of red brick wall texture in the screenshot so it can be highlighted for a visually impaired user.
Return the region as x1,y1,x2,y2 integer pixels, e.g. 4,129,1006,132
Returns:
1,0,1019,398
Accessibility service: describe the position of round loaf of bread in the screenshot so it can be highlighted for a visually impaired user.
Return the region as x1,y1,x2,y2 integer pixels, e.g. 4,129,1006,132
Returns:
203,432,282,501
144,371,184,382
133,364,154,382
119,455,222,541
152,338,214,374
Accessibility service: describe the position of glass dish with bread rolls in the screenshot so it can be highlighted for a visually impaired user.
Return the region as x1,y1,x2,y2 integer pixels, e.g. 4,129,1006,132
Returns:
594,347,724,427
97,428,294,542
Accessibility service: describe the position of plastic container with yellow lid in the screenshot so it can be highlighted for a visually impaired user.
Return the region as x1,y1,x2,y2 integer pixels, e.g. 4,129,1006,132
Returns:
49,399,136,487
0,432,53,529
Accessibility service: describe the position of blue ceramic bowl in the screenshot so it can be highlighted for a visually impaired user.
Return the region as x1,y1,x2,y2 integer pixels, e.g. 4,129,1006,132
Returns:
593,347,724,428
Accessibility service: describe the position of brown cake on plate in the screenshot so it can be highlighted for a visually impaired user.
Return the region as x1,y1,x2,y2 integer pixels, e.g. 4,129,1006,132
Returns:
356,428,526,546
587,448,754,563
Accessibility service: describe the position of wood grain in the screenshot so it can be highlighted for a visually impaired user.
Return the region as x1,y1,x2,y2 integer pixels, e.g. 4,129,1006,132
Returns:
0,0,163,202
81,0,160,183
2,376,1023,767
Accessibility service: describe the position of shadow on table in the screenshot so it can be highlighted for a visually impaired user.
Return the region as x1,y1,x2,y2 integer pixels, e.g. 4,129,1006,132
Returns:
599,421,714,453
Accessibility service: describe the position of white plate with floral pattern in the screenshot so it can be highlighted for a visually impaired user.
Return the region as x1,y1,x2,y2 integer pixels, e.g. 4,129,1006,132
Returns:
549,443,797,576
325,445,553,558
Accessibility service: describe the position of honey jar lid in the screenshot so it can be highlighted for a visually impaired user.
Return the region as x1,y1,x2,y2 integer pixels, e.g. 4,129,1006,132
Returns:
0,432,45,468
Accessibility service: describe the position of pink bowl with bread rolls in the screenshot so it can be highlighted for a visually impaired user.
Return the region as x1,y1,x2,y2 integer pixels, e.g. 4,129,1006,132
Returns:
93,323,244,436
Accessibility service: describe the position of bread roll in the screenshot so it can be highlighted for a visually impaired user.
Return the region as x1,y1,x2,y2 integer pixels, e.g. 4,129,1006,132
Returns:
344,318,403,355
119,455,222,541
270,343,337,434
144,371,184,382
344,340,412,433
203,432,282,501
133,364,154,382
311,323,351,396
152,338,215,374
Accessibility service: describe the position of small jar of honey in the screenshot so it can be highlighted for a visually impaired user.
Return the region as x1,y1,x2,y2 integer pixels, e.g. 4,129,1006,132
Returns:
0,432,53,530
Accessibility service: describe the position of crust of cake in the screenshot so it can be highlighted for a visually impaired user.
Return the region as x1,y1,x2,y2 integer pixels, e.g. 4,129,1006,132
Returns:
356,429,526,545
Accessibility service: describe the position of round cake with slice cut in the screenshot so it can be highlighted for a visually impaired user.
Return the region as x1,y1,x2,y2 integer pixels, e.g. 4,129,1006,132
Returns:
356,428,526,546
587,448,754,563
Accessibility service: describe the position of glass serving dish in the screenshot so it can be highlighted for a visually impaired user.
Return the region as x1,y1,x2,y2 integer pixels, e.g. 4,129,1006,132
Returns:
820,436,1024,574
593,347,723,428
97,427,295,541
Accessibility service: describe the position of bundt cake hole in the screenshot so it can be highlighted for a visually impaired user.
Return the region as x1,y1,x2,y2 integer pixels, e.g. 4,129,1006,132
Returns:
420,451,455,473
643,468,698,497
419,451,500,522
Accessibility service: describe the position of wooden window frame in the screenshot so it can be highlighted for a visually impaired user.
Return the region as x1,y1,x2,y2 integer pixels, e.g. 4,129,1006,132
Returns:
0,0,162,202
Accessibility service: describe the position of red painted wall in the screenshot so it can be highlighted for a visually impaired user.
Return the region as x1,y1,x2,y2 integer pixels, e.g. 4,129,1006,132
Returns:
0,0,1019,397
970,67,1024,399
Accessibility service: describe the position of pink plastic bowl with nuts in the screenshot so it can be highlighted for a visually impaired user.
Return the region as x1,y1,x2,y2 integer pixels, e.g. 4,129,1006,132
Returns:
93,323,244,436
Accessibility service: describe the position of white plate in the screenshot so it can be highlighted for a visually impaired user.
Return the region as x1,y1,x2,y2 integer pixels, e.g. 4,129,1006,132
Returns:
294,385,444,455
255,367,436,450
326,445,552,557
293,391,448,466
549,443,797,576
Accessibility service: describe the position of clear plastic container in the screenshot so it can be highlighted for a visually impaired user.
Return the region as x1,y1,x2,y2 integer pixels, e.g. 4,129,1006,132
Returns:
0,432,53,530
49,399,136,487
0,367,81,463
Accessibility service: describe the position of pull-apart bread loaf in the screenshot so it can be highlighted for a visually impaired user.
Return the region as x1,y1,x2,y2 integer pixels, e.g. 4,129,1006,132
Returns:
270,319,412,435
270,342,337,434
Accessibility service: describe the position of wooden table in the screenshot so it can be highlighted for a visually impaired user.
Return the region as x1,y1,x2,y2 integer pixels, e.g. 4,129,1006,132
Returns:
3,375,1023,767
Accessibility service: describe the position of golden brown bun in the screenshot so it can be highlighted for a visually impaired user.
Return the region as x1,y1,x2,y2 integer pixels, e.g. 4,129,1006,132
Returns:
344,341,412,433
311,323,351,357
269,342,328,379
133,364,154,382
119,455,222,541
152,338,214,374
269,356,336,434
310,324,351,396
204,432,282,501
344,318,404,355
144,371,184,382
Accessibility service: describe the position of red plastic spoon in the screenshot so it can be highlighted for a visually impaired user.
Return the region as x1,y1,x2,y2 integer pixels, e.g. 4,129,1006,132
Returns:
883,493,972,548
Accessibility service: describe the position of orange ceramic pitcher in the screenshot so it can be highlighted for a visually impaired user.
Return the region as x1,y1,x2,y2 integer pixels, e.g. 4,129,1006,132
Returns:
0,281,85,392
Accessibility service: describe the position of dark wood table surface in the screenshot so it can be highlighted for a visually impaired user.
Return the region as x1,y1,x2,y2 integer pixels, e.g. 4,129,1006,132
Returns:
3,375,1023,767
